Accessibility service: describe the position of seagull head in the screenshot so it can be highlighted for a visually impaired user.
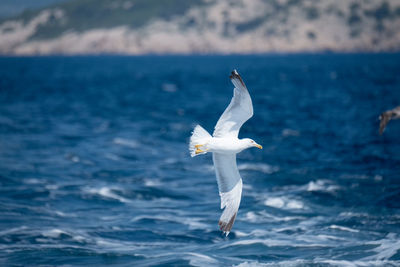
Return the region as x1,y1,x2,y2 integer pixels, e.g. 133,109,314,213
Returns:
242,138,262,150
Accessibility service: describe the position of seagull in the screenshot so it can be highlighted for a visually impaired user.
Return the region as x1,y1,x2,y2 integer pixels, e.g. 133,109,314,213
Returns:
379,106,400,135
189,70,262,236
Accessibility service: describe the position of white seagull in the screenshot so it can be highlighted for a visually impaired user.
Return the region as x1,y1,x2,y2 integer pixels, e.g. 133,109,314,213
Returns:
189,70,262,235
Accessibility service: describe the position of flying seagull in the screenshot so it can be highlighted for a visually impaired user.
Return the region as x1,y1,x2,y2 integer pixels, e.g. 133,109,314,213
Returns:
189,70,262,236
379,106,400,135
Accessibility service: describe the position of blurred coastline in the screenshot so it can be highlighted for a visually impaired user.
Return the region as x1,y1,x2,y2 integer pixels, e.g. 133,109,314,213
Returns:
0,0,400,55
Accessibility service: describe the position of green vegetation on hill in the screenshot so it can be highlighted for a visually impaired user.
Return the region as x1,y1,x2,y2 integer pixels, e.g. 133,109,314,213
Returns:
20,0,205,40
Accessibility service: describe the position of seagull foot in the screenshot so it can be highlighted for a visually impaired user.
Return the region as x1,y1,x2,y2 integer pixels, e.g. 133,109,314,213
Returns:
195,148,208,154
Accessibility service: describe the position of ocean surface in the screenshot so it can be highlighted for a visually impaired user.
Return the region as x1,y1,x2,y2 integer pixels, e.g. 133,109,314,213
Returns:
0,54,399,266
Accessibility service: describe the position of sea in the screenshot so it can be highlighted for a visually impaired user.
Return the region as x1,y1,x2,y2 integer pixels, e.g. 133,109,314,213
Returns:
0,54,399,266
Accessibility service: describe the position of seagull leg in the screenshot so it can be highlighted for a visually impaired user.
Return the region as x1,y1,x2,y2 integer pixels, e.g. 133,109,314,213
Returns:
195,144,208,154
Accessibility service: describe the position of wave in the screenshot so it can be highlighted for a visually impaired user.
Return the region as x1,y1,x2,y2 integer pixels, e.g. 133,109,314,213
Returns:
85,186,131,203
113,137,139,148
238,163,279,174
264,197,305,210
235,259,400,267
306,180,339,193
329,224,359,233
185,252,218,266
131,214,208,230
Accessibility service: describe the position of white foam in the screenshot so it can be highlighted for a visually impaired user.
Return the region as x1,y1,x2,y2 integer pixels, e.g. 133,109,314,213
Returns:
42,229,68,238
23,178,44,184
87,186,130,203
286,200,304,209
235,259,308,267
365,233,400,260
144,178,161,187
238,163,279,174
72,235,86,243
319,259,396,267
306,180,339,192
329,224,359,233
245,211,305,223
131,214,207,229
113,137,139,148
264,197,304,210
223,238,331,249
185,252,218,266
264,197,285,208
237,259,398,267
0,226,28,236
104,153,120,161
45,184,59,190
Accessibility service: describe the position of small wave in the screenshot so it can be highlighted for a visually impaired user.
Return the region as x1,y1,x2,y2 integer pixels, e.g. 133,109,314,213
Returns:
86,186,130,203
245,211,305,223
23,178,46,184
236,259,399,267
185,252,218,266
238,163,279,174
306,180,339,193
113,137,139,148
162,83,178,93
365,233,400,260
281,128,300,137
131,215,207,230
319,259,399,267
0,226,28,236
42,229,69,238
222,238,331,249
104,153,120,161
264,197,304,210
329,224,359,233
144,178,161,187
66,153,80,163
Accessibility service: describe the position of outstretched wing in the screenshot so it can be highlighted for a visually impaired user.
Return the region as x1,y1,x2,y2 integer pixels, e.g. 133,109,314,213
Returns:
379,106,400,135
213,153,243,235
379,111,391,135
213,70,253,138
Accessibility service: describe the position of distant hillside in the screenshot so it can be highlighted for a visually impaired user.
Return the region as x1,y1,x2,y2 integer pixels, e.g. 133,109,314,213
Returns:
1,0,400,55
0,0,67,19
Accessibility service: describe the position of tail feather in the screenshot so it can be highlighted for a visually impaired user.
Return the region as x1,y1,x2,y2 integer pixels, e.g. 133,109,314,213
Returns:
189,125,212,157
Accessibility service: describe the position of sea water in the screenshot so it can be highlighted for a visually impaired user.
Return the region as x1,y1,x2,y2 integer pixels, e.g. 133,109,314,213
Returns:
0,54,399,266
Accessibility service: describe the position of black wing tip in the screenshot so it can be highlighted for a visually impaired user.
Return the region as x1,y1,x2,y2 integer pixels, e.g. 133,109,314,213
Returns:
229,69,246,88
229,69,240,80
218,213,237,234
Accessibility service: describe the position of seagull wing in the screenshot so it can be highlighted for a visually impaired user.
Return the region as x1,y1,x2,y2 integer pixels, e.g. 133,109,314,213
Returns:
213,153,242,235
213,70,253,138
379,111,391,135
379,106,400,135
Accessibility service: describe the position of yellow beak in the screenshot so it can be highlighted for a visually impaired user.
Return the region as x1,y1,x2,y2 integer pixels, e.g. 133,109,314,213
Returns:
255,144,263,149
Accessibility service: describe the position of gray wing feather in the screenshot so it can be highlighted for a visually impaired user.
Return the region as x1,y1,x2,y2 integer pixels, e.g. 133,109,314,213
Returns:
213,70,253,138
212,153,241,193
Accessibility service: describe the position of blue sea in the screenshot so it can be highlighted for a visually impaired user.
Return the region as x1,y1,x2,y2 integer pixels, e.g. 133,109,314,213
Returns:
0,54,399,266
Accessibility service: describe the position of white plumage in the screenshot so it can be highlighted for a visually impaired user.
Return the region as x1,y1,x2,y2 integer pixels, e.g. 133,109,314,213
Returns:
189,70,262,235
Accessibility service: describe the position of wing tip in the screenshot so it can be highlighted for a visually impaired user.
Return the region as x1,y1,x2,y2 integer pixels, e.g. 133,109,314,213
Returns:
230,69,246,88
218,212,237,235
379,112,390,135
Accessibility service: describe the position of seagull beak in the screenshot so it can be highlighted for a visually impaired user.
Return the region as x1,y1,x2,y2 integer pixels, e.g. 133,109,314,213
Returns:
255,144,263,149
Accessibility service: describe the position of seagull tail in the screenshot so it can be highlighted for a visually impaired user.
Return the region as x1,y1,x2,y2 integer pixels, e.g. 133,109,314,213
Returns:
189,125,212,157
